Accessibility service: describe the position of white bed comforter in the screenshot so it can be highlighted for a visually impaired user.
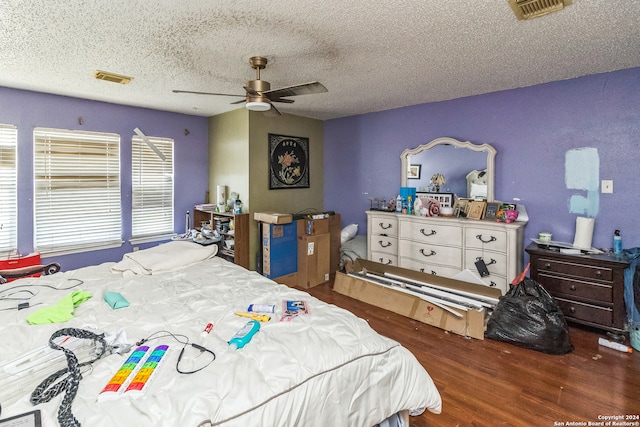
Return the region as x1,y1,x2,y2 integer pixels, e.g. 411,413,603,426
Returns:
0,256,441,427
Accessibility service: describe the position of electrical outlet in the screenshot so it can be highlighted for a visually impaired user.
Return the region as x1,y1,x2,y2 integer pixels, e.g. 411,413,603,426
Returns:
601,180,613,194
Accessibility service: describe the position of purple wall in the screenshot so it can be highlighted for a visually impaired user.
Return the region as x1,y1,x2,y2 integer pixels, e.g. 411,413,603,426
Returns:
0,87,209,270
324,67,640,257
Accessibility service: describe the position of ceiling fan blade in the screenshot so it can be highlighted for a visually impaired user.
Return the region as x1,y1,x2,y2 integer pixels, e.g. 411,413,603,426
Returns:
230,99,247,105
270,98,295,104
264,103,282,117
243,85,260,96
172,89,244,98
264,81,327,99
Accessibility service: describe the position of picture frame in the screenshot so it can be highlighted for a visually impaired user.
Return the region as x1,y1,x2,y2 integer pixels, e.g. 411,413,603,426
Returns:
453,198,471,217
467,200,487,220
407,164,421,180
268,133,310,190
483,202,500,220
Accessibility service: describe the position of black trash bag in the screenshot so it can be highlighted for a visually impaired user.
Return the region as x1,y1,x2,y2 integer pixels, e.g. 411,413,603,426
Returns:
485,277,573,354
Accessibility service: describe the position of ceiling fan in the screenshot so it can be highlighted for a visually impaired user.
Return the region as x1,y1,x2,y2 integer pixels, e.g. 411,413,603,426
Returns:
172,56,328,116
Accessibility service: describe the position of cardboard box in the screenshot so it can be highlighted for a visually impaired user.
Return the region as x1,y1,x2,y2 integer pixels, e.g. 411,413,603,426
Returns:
333,258,502,340
297,233,330,289
262,222,297,279
271,272,298,287
254,212,293,224
296,218,330,236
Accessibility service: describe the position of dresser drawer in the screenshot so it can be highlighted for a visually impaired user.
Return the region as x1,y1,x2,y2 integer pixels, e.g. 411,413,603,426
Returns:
465,249,508,277
464,227,507,252
370,216,398,237
398,241,462,268
370,236,398,255
555,297,613,326
399,220,462,246
478,275,507,293
399,258,461,278
539,274,613,303
536,257,613,282
370,252,397,266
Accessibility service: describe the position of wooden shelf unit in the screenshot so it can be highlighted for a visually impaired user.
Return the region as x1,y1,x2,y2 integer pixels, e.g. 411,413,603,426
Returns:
193,209,250,270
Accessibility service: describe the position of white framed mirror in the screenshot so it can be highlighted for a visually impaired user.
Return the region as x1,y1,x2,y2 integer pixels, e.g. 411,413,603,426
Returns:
400,137,497,202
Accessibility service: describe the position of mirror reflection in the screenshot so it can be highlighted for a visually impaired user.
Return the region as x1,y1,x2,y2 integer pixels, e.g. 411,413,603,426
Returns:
400,137,497,202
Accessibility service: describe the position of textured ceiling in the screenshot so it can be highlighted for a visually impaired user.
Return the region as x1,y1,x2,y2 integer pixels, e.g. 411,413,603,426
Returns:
1,1,639,120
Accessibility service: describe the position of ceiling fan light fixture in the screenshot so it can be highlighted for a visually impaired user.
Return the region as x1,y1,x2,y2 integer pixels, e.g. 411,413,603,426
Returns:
246,101,271,111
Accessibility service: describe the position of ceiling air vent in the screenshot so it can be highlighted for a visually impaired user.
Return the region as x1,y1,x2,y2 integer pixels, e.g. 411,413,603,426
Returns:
508,0,572,20
94,70,133,84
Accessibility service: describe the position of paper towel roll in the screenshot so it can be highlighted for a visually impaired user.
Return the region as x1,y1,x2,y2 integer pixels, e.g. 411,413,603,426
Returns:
573,216,595,249
216,185,226,206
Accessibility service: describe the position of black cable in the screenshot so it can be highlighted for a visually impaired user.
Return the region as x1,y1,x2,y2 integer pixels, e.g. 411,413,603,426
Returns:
30,328,107,427
0,279,84,311
0,279,84,299
136,330,216,375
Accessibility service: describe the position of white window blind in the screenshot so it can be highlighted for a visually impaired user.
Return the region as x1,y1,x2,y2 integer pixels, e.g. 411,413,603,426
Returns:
0,124,18,253
131,136,174,238
34,128,122,254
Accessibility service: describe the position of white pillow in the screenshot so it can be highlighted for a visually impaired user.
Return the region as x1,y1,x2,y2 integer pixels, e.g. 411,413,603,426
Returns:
341,223,358,244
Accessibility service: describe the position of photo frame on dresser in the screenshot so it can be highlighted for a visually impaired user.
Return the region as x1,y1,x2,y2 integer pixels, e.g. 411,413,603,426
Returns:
484,202,500,220
467,200,487,220
453,198,472,217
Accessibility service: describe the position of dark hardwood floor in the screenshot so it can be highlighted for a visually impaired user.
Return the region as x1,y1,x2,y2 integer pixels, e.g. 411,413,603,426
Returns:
304,278,640,427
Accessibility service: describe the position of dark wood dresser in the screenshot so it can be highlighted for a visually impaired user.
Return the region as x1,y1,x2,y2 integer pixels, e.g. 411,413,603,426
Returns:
526,242,629,333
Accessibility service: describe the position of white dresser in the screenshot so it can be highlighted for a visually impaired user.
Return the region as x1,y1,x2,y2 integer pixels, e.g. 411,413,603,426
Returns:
366,210,526,294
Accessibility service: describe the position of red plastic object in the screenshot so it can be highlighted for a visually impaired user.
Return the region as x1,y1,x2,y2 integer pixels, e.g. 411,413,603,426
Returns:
0,253,42,282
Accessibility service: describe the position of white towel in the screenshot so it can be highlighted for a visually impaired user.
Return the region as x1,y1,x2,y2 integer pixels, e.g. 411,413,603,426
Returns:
111,241,218,277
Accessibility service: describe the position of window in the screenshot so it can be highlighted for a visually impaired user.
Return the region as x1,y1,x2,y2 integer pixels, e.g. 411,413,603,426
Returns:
0,124,17,253
131,135,174,240
34,128,122,255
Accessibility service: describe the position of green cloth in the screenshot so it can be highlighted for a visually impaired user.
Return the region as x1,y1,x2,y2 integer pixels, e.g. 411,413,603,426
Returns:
26,291,93,325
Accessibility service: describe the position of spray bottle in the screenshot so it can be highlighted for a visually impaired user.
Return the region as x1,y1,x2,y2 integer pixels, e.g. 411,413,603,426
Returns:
613,230,623,255
395,195,402,213
228,320,260,350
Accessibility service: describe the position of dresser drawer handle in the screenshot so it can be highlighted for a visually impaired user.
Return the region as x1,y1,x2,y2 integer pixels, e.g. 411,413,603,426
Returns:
595,270,603,277
569,284,576,291
378,240,392,248
476,234,497,244
543,262,552,270
476,256,496,266
378,258,392,265
420,229,437,237
489,281,497,287
569,306,576,314
430,270,437,275
420,249,436,257
379,222,392,230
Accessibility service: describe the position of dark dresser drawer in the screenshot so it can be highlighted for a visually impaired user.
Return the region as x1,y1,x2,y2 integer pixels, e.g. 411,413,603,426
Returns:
555,297,613,327
538,273,613,303
536,257,613,281
526,243,628,333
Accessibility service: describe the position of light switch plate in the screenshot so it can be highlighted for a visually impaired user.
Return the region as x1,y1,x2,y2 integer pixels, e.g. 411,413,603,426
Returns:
601,180,613,193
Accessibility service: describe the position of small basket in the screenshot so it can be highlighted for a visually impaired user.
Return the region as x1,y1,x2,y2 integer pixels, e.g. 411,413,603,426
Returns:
630,323,640,352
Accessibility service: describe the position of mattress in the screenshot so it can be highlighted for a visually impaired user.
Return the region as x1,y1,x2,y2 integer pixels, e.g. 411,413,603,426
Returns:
0,244,441,426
